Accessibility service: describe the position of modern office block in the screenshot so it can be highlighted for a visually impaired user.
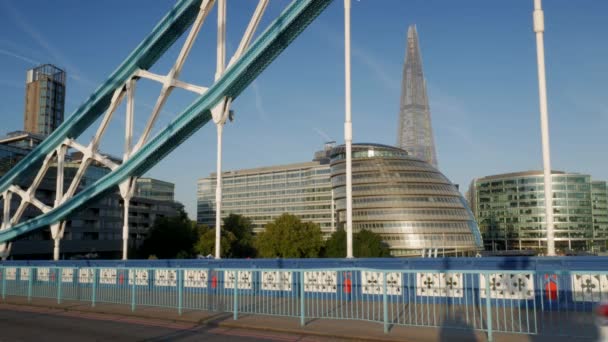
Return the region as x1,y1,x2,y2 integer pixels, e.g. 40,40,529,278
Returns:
468,171,608,253
197,144,335,236
0,133,180,259
135,178,175,202
592,181,608,249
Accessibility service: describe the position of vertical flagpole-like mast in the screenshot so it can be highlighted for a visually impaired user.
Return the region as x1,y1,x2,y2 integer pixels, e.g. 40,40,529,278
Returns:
533,0,555,256
214,0,227,259
344,0,353,258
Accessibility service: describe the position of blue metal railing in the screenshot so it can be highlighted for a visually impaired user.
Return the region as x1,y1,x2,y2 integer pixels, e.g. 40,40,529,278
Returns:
0,263,604,341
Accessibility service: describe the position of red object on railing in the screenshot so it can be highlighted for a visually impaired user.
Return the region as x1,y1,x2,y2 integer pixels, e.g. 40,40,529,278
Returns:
597,303,608,317
544,274,557,300
119,273,124,285
343,277,352,294
211,275,218,289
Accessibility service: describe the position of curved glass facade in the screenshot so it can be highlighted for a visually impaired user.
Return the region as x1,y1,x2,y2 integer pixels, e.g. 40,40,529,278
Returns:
330,144,482,257
468,171,608,253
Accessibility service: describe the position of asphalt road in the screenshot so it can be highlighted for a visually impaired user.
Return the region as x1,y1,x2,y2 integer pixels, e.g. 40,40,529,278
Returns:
0,307,328,342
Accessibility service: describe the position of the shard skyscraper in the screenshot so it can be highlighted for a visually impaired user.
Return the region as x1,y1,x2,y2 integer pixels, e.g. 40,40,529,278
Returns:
397,25,438,167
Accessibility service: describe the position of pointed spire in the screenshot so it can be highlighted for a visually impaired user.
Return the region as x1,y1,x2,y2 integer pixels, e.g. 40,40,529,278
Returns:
397,25,438,167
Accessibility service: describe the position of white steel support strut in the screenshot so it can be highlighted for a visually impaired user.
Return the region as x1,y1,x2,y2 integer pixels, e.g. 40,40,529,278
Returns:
51,145,67,261
120,78,136,260
0,191,12,260
344,0,354,258
120,178,136,260
212,0,269,259
533,0,555,256
213,0,227,260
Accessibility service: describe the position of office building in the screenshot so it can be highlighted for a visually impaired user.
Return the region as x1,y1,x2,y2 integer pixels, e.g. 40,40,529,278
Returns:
135,178,175,202
0,133,180,259
397,25,438,167
24,64,66,136
197,143,483,256
197,143,335,236
331,143,482,256
468,171,608,254
592,181,608,248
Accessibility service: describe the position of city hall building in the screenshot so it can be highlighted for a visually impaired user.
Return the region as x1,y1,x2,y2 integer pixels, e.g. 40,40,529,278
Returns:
197,143,483,257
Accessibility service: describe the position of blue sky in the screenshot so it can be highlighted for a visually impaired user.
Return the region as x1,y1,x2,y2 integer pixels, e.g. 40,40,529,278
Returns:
0,0,607,219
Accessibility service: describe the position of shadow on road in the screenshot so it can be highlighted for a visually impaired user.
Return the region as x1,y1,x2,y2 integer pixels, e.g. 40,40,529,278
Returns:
438,310,479,342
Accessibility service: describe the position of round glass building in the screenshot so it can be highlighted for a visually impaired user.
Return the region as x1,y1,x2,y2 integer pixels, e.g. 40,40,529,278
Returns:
330,143,483,257
468,171,606,254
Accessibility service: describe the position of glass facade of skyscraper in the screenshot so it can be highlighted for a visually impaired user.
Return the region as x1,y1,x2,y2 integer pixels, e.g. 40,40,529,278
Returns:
135,178,175,202
330,143,482,257
592,181,608,248
468,171,608,253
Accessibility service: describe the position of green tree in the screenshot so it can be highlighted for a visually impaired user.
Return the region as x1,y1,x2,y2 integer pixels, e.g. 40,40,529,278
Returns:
193,214,255,258
139,215,199,259
255,213,323,258
323,228,390,258
324,228,346,257
223,214,255,257
353,229,391,257
194,227,236,258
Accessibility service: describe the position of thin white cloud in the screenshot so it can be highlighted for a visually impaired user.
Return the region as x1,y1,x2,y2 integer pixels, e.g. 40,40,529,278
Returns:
1,1,97,88
251,80,270,122
318,22,400,91
313,127,333,142
0,48,39,65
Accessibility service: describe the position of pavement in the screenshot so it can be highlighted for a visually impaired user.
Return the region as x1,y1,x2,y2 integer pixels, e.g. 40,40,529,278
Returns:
0,297,597,342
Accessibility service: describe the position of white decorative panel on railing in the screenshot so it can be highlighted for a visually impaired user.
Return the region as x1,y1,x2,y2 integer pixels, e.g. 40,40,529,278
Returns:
37,268,50,282
261,271,292,291
78,268,94,284
361,271,401,295
155,269,177,287
20,268,30,281
61,269,74,283
224,271,253,290
6,268,16,281
416,273,463,298
129,269,149,286
184,270,208,288
479,273,534,300
304,271,337,293
100,268,117,284
571,274,608,302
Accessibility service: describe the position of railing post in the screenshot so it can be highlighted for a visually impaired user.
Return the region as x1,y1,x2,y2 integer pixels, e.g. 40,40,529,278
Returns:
1,267,5,300
300,271,305,326
91,268,97,307
131,269,136,312
383,271,389,334
27,268,33,302
485,272,493,342
233,271,238,320
178,269,183,316
57,267,62,304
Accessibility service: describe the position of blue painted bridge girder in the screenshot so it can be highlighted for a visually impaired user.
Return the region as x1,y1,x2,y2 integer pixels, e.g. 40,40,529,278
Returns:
0,0,334,243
